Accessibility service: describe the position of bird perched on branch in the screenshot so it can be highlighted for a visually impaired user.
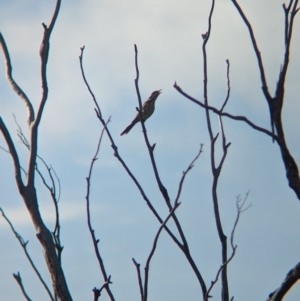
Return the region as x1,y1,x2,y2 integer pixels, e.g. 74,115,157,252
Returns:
120,90,162,136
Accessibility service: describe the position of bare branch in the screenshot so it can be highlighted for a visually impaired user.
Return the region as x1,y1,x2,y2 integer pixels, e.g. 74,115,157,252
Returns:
174,82,279,142
220,60,231,113
0,208,55,301
132,258,144,301
85,117,115,301
14,94,64,263
13,272,33,301
200,3,232,298
2,2,73,300
230,0,300,200
230,0,272,102
92,276,112,301
133,45,171,207
0,117,24,193
202,0,215,141
174,144,203,206
133,45,207,297
230,193,252,250
267,262,300,301
205,193,251,301
79,46,181,248
28,0,61,187
0,33,35,124
143,203,181,301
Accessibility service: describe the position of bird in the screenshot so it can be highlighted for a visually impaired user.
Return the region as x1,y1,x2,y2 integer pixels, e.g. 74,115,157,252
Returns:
120,90,162,136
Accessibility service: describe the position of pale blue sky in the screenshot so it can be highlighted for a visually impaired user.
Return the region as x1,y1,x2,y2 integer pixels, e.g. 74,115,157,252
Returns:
0,1,300,300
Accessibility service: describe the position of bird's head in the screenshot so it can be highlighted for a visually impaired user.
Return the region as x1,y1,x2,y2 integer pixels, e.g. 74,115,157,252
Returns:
149,89,162,102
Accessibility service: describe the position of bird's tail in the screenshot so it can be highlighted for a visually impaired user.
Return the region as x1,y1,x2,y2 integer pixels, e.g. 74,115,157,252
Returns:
120,119,138,136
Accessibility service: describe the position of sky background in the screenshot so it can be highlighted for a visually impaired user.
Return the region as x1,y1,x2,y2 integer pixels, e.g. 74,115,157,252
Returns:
0,0,300,300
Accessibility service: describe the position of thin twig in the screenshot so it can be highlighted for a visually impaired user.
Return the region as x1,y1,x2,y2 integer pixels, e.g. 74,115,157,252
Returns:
13,272,33,301
204,193,251,300
1,208,55,301
85,117,115,301
174,144,203,206
132,258,144,301
143,203,181,301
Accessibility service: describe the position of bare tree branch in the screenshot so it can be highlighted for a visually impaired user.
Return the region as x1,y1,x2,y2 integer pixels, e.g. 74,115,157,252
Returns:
0,208,55,301
174,144,203,206
0,33,35,124
205,193,251,301
92,277,112,301
230,0,273,131
173,83,279,142
79,46,181,248
13,118,63,263
0,1,73,300
143,203,181,301
0,117,24,193
133,44,207,298
85,117,115,301
133,203,181,301
28,0,61,187
201,2,233,299
13,272,33,301
267,262,300,301
132,258,144,301
230,0,300,200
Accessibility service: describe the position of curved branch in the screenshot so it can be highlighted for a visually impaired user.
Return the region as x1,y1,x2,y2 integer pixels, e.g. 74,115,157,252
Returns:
267,262,300,301
0,117,24,193
0,33,34,124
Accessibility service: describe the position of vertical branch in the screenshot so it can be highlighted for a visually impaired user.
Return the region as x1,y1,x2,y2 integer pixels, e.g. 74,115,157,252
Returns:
202,2,232,300
28,0,61,187
133,45,171,207
202,0,215,141
85,118,115,301
133,45,207,298
132,259,144,301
